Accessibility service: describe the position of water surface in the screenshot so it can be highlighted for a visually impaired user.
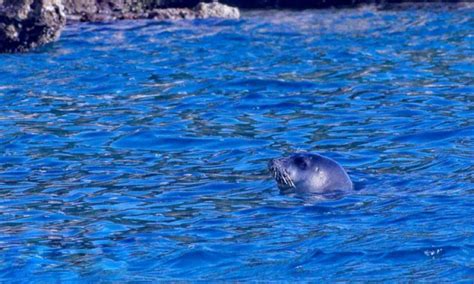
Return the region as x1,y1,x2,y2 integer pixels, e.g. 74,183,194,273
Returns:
0,6,473,281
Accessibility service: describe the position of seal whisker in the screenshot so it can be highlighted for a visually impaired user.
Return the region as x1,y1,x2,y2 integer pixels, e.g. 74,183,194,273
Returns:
281,170,295,188
284,172,295,188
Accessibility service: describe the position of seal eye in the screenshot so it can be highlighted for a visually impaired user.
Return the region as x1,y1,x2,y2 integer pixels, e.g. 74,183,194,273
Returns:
293,156,308,170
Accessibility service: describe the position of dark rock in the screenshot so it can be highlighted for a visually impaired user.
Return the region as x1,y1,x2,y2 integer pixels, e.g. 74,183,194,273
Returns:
0,0,66,53
62,0,98,16
147,7,196,20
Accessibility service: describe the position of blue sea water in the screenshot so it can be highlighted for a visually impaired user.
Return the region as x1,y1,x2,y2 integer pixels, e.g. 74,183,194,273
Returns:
0,6,473,281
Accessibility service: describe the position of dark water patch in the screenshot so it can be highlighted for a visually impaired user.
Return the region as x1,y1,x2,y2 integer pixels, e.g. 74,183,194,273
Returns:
393,126,474,144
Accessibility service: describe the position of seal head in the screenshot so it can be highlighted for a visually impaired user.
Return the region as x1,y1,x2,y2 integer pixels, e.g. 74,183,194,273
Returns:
268,152,353,194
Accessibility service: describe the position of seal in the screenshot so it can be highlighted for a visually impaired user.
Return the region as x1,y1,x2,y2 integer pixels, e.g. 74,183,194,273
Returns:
268,152,353,194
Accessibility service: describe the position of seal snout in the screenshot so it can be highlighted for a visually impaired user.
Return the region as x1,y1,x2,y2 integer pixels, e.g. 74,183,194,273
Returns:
268,158,283,175
268,157,295,189
268,158,278,177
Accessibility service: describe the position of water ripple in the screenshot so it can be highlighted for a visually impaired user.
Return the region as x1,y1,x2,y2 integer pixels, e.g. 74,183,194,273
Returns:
0,6,473,282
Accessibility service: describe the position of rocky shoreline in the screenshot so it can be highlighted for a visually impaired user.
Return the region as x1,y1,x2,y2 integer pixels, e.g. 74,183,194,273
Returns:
65,1,240,22
0,0,470,53
0,1,240,53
